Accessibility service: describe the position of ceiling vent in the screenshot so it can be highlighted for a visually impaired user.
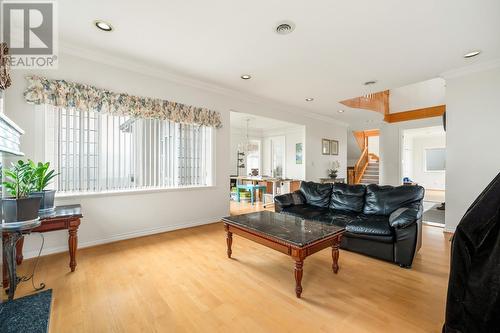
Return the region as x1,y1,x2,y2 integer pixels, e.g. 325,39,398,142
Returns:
275,21,295,35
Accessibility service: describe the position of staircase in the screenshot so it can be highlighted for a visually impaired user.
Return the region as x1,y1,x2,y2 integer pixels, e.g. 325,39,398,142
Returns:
359,161,379,185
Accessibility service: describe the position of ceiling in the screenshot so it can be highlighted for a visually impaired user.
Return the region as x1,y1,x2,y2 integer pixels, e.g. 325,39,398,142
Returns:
58,0,500,124
230,111,302,131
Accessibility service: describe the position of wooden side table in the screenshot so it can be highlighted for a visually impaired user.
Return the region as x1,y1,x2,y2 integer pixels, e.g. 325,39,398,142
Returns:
2,204,83,289
319,178,346,184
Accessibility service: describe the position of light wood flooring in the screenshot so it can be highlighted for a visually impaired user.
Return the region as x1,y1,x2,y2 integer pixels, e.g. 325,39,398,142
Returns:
13,201,452,332
424,189,445,203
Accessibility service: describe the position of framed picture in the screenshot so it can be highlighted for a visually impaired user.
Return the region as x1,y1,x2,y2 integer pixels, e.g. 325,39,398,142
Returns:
330,140,339,155
322,139,330,155
295,143,303,164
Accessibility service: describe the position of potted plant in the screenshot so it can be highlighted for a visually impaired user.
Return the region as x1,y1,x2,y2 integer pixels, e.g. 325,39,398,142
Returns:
2,160,41,223
29,161,58,212
328,161,340,179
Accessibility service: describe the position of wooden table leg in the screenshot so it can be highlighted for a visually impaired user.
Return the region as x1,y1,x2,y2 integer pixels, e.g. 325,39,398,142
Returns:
16,236,24,265
332,237,341,274
294,259,304,298
68,226,79,272
2,256,8,288
225,224,233,258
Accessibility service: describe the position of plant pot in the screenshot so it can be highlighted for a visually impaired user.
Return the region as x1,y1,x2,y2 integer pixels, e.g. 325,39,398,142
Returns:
30,190,56,212
2,197,42,223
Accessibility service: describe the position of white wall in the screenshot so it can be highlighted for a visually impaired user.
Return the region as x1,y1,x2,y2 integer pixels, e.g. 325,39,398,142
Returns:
229,125,305,179
445,66,500,232
305,127,346,181
390,78,446,112
379,117,443,186
5,51,346,257
367,136,379,156
261,126,306,180
411,136,446,190
348,78,445,169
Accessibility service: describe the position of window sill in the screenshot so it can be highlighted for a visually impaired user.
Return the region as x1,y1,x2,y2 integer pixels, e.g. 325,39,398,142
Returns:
55,185,218,199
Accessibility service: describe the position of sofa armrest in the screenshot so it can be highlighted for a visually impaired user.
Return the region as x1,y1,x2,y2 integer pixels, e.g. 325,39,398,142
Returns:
274,191,306,212
389,201,423,229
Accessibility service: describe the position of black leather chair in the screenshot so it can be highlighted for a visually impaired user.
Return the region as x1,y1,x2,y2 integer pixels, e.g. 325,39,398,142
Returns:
274,181,424,267
443,173,500,333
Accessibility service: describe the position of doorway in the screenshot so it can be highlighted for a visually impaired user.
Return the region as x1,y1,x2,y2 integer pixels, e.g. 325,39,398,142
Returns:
402,126,446,226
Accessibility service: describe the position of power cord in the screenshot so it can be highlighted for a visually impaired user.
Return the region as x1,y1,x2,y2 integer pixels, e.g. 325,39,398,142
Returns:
19,233,46,291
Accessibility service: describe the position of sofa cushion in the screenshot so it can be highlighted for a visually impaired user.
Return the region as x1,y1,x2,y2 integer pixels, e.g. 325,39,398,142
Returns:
363,184,425,215
346,215,393,236
316,210,359,227
281,204,330,220
343,231,394,244
299,181,332,208
329,183,366,213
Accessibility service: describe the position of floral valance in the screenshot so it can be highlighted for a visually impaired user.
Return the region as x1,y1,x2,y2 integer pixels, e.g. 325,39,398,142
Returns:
23,75,222,128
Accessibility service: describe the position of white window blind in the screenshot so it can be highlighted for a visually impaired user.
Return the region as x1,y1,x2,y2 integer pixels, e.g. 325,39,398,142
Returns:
46,107,213,193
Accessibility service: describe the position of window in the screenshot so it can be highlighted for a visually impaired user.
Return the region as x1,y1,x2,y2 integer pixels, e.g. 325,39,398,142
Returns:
270,136,285,177
46,107,214,193
425,148,446,172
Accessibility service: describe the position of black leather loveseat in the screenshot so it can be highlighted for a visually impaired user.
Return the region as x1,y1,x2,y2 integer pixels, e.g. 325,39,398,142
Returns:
274,182,425,267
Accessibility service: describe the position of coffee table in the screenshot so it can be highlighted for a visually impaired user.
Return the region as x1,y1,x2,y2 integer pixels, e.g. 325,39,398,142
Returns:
222,211,345,298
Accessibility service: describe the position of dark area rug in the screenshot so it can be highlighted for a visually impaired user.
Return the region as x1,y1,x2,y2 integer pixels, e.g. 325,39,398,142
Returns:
423,203,445,225
0,289,52,333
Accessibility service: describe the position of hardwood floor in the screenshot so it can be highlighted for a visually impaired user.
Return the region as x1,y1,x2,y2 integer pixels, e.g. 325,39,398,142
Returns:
12,201,452,332
424,189,446,203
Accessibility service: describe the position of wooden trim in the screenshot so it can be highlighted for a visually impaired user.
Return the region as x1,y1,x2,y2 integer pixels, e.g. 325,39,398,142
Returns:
352,131,366,151
354,147,369,184
384,105,445,123
340,90,389,115
363,129,380,137
368,153,379,162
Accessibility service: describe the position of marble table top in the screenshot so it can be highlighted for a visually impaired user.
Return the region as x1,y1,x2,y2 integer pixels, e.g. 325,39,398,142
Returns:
38,204,82,220
222,211,345,247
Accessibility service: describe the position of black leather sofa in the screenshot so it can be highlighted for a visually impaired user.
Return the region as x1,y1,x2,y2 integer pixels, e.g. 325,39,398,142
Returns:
274,181,425,267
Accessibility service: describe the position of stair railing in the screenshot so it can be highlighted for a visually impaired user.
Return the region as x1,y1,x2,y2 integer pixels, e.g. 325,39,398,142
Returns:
354,147,369,184
368,153,379,162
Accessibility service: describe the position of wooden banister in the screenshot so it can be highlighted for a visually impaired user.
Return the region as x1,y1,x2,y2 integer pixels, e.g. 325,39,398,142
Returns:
368,153,379,162
354,147,369,184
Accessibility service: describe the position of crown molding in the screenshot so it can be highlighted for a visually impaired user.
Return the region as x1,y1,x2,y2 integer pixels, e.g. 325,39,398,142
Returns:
440,58,500,80
59,42,349,127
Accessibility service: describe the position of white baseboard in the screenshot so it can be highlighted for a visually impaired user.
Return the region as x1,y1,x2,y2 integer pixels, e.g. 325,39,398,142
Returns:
443,226,456,234
23,216,222,259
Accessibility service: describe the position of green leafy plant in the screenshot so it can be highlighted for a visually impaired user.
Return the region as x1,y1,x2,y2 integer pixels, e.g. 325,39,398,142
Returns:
2,160,37,199
30,160,58,192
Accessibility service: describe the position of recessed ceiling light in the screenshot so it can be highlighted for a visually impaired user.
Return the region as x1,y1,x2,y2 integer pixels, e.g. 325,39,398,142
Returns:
275,21,295,35
463,50,481,58
240,74,252,80
338,110,345,113
305,97,314,102
95,20,113,32
364,80,377,86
